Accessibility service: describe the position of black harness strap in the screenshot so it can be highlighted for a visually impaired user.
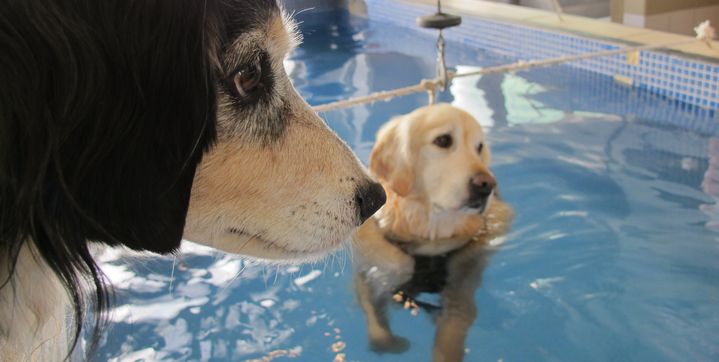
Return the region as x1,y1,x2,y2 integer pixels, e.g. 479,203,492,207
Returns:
385,232,468,314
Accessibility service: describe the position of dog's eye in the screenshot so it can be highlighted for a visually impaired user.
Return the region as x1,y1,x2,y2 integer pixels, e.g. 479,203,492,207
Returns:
233,59,262,97
433,134,453,148
477,143,484,154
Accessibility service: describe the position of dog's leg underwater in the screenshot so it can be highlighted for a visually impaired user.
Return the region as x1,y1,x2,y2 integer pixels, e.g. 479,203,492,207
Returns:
354,273,410,353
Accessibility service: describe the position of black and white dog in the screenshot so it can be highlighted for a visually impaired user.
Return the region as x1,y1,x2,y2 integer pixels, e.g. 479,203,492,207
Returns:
0,1,385,360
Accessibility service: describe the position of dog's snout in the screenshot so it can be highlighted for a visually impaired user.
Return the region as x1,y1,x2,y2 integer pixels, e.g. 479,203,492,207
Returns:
470,173,496,196
355,182,386,223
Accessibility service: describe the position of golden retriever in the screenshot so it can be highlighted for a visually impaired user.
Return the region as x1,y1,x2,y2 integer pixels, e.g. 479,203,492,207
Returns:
353,103,513,362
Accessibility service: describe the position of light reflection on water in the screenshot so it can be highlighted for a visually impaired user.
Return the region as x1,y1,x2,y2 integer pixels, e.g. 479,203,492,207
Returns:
95,8,719,362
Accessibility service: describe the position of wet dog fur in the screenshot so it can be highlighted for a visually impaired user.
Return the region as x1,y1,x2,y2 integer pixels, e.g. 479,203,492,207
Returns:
353,104,512,361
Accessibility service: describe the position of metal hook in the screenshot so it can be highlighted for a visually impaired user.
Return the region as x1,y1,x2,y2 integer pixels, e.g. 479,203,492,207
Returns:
415,0,461,105
427,88,437,104
436,30,449,92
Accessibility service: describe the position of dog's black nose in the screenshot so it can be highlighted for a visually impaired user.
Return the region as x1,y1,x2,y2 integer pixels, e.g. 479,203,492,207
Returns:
469,173,496,197
355,182,386,223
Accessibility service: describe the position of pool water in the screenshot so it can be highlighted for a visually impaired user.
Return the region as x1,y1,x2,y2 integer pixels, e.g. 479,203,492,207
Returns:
95,9,719,362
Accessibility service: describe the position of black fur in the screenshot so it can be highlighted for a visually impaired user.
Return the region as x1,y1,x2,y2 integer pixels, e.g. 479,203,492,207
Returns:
0,0,279,358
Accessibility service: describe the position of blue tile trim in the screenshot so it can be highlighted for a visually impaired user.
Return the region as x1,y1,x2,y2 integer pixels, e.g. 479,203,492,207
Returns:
366,0,719,112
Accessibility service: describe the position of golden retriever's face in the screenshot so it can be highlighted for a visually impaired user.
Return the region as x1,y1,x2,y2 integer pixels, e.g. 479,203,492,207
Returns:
371,104,495,213
184,9,385,261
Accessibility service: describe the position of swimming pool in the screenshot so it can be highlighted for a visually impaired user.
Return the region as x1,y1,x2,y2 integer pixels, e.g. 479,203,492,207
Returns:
95,6,719,362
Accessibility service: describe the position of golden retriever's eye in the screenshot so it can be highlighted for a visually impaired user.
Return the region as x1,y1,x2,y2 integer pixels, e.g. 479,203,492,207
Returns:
233,58,262,97
433,134,453,148
477,143,484,154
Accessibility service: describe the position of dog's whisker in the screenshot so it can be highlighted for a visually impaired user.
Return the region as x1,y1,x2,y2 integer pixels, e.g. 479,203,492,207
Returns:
340,242,352,274
217,259,247,295
168,256,177,298
272,264,281,286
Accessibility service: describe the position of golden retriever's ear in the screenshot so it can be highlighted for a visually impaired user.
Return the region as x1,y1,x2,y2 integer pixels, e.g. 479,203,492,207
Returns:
369,117,414,197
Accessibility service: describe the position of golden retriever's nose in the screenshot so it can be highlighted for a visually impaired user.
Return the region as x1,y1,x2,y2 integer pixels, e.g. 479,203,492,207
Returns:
470,173,496,197
355,182,386,223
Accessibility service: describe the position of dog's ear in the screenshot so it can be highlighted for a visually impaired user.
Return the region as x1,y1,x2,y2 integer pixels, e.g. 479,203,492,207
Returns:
369,117,414,197
0,0,219,356
0,0,218,256
62,2,219,254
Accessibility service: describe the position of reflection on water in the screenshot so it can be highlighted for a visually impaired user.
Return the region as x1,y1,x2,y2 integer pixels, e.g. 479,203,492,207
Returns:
700,138,719,231
95,7,719,362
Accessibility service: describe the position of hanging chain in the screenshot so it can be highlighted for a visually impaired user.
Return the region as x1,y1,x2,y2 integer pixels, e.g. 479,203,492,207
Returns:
436,29,448,91
427,30,448,104
398,0,461,104
426,0,449,104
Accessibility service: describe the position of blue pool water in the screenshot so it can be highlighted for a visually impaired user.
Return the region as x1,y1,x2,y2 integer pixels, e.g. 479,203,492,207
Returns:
95,9,719,362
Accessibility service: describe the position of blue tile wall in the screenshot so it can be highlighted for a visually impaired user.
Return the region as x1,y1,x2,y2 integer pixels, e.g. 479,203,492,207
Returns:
366,0,719,112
